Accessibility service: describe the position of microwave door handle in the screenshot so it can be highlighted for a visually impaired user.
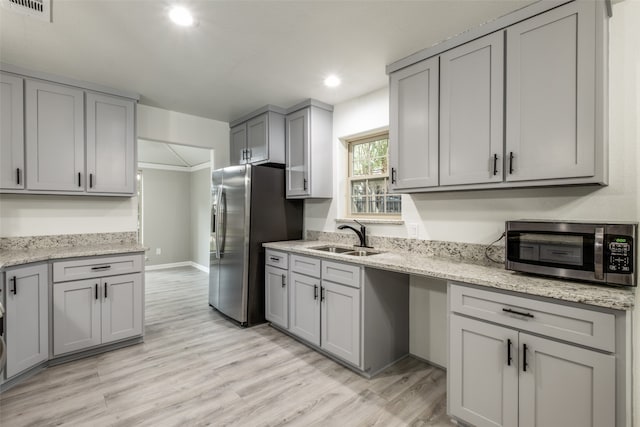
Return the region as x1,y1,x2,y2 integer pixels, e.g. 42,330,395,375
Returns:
594,227,605,280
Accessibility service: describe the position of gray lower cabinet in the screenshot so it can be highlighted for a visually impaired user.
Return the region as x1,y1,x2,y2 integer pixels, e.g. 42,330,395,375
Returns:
0,72,25,190
265,265,289,330
320,280,360,367
448,283,616,427
4,263,48,379
53,273,143,356
86,92,136,194
52,254,144,357
267,251,408,375
25,79,85,192
288,271,320,345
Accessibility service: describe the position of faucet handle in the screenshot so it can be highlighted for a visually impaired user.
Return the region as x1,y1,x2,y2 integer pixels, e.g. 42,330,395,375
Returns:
353,219,365,228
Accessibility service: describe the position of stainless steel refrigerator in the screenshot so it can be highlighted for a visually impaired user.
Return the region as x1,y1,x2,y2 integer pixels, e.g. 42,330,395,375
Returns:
209,164,303,326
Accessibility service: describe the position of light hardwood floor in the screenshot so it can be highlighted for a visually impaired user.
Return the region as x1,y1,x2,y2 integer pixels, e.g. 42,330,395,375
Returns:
0,267,454,426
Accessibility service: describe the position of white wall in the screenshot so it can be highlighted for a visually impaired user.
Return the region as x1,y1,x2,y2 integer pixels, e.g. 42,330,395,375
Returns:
190,167,212,269
137,105,230,170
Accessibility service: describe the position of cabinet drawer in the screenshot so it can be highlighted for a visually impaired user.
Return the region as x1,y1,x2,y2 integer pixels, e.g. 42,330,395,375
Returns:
53,254,143,283
290,254,320,278
449,283,615,352
265,250,288,269
321,260,361,289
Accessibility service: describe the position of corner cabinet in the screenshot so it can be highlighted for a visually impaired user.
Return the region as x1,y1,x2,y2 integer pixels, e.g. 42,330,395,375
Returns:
3,263,49,379
285,100,333,199
387,0,607,193
0,66,138,196
448,283,617,427
389,56,439,191
229,106,286,166
86,93,136,194
0,72,25,190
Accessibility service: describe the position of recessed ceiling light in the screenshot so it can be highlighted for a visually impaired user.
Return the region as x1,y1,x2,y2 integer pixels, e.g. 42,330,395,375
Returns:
169,6,194,27
324,75,341,88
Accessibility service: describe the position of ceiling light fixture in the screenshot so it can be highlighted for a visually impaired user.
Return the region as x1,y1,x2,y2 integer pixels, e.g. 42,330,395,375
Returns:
324,75,341,88
169,6,194,27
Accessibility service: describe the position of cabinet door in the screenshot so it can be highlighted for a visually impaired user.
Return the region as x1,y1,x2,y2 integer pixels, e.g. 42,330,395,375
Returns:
519,333,615,427
285,108,310,197
230,124,247,166
4,264,48,378
505,1,596,182
53,278,102,356
320,280,361,367
389,56,439,191
289,271,320,345
265,266,288,329
449,315,518,427
25,80,85,191
246,113,268,164
102,273,143,344
86,93,135,194
0,72,25,190
440,32,504,186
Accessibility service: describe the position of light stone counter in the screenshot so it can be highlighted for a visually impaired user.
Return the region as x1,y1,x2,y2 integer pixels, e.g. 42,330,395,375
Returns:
0,243,147,270
264,240,636,311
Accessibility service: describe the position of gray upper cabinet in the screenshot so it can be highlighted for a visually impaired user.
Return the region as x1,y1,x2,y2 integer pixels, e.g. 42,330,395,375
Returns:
229,107,285,166
4,263,49,379
229,123,247,166
285,100,333,199
440,32,504,186
0,72,25,190
505,1,596,182
25,79,85,192
387,0,607,192
86,92,136,194
389,56,439,191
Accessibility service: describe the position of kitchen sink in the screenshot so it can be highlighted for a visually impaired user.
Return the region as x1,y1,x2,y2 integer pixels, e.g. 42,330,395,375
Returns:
344,250,382,257
310,245,354,253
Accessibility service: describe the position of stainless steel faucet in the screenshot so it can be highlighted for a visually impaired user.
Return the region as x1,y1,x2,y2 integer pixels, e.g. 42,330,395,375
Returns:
337,220,371,248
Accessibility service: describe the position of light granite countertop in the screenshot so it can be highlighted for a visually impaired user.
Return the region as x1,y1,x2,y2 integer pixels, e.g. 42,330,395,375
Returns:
0,243,147,270
264,240,636,311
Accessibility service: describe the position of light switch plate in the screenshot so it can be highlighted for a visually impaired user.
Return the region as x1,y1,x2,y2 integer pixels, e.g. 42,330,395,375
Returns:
156,248,162,255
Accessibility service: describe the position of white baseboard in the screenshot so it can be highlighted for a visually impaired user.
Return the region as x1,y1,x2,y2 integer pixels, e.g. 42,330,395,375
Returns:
145,261,209,273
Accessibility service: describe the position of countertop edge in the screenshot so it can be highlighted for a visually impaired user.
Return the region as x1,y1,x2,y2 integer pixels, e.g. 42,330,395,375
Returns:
0,245,147,270
263,241,636,311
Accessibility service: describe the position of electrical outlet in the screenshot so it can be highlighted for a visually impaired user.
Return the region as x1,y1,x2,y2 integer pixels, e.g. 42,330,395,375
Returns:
408,223,418,239
156,248,161,255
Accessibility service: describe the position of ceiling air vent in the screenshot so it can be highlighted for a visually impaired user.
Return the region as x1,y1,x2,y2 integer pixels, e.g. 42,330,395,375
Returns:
1,0,51,22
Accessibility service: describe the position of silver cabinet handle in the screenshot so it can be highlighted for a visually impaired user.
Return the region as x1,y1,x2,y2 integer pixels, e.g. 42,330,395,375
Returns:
281,274,286,287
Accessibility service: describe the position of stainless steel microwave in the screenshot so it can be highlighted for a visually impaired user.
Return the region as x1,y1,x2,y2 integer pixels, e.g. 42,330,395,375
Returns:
505,220,637,286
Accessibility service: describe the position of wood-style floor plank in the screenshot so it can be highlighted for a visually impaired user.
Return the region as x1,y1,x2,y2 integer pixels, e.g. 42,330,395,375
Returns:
0,267,454,426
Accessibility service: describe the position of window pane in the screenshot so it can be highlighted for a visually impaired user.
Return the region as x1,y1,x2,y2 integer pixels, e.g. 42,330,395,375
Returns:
367,178,386,197
351,180,366,197
352,196,366,213
386,195,402,213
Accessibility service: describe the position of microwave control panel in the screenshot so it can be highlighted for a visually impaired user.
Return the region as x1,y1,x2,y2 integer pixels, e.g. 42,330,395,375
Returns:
605,235,634,273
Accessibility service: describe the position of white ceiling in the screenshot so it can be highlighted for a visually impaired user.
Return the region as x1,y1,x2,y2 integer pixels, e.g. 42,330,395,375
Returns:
0,0,534,123
138,139,211,167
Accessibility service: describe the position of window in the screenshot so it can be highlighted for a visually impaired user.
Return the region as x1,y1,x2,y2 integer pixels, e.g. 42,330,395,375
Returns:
347,132,401,217
137,170,143,243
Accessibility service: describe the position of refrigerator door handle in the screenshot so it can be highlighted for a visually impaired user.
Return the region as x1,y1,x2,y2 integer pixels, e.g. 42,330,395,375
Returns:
215,187,223,259
217,188,227,258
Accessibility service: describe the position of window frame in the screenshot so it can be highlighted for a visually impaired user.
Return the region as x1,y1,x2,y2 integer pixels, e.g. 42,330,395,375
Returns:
346,130,401,219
